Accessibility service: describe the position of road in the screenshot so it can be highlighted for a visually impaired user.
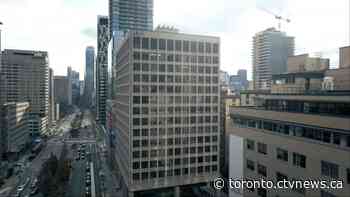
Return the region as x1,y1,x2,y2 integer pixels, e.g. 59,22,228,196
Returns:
0,108,123,197
0,109,80,197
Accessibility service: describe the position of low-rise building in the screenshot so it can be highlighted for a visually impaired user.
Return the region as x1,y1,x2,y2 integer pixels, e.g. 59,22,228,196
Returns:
0,102,30,159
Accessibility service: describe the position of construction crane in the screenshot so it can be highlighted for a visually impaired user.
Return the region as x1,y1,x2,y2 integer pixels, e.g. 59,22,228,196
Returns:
259,7,291,30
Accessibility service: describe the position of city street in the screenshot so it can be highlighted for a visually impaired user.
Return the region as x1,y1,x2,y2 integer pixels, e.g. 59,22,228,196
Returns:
0,108,123,197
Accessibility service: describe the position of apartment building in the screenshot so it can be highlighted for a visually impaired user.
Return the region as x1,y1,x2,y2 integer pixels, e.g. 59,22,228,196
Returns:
113,28,221,196
252,28,294,90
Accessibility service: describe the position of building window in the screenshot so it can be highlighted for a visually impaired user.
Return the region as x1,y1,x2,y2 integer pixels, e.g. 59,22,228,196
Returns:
142,37,149,49
183,41,189,52
167,39,174,51
159,39,166,50
257,163,267,177
276,172,288,181
133,173,140,181
257,142,267,155
213,43,219,54
321,190,337,197
175,40,182,51
205,42,212,53
293,153,306,168
133,37,140,49
257,188,266,197
151,38,157,50
333,133,341,145
246,159,255,171
198,42,204,53
276,148,288,162
246,139,255,151
133,162,139,169
190,41,197,53
321,161,339,179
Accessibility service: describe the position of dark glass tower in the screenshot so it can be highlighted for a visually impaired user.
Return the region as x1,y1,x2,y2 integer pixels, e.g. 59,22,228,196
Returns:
84,46,95,107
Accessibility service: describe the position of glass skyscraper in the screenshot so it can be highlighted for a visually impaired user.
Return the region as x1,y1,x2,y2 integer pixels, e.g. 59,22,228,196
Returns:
109,0,154,36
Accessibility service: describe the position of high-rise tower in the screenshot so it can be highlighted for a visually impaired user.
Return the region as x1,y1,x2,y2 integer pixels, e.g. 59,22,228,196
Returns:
84,46,95,107
252,28,294,90
96,16,109,126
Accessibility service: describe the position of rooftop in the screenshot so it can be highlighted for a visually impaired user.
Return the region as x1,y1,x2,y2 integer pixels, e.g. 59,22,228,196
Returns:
229,107,350,131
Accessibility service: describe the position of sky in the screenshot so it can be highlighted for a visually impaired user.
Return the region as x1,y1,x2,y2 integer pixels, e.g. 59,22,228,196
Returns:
0,0,349,80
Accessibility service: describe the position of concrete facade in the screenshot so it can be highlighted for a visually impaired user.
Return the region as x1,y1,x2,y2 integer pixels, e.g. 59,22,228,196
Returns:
0,102,30,157
227,75,350,197
113,30,221,195
0,49,49,135
287,54,330,73
339,46,350,69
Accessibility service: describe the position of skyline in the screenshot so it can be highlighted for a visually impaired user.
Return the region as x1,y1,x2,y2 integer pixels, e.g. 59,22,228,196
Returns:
0,0,349,80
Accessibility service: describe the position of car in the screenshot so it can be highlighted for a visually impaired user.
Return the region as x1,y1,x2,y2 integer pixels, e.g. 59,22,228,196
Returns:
17,185,25,192
81,156,85,160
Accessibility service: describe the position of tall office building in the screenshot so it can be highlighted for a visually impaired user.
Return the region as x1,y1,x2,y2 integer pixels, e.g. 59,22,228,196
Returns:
113,29,221,196
84,46,95,107
96,16,109,126
252,27,294,90
228,50,350,197
0,49,49,135
67,66,73,105
67,67,80,105
54,76,71,105
48,68,55,127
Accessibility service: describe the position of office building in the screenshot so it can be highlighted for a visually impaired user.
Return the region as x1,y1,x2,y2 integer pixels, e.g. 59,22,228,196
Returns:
48,68,55,127
227,49,350,197
229,69,248,91
339,46,350,69
219,70,230,86
84,46,95,107
0,102,30,159
54,76,71,105
67,66,73,105
96,16,109,127
68,67,80,105
0,49,49,135
79,80,85,96
253,28,294,90
112,29,221,196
